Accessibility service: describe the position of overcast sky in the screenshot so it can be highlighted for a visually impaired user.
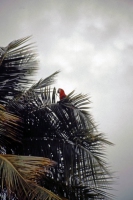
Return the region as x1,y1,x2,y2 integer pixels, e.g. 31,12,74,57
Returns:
1,0,133,199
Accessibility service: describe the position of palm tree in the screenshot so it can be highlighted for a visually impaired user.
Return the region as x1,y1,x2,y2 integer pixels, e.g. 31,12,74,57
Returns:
0,37,114,200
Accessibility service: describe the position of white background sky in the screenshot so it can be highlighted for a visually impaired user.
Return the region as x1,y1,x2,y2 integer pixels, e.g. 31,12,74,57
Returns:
1,0,133,199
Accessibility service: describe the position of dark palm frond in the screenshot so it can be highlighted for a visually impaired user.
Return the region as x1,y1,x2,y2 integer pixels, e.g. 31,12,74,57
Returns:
7,77,114,199
31,71,60,90
0,36,38,105
41,177,114,200
0,154,62,200
7,71,59,116
19,136,113,199
0,36,114,199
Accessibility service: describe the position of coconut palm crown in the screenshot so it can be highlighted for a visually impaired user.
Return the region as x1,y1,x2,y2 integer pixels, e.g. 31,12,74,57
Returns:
0,37,114,200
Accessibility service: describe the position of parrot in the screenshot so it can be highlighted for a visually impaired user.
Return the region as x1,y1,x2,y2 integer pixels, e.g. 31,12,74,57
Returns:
57,88,66,100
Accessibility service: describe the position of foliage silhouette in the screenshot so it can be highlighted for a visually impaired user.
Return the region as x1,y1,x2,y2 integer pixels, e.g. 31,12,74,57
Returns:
0,37,114,199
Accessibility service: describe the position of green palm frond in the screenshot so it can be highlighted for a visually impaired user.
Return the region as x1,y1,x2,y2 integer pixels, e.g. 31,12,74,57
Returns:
0,154,61,200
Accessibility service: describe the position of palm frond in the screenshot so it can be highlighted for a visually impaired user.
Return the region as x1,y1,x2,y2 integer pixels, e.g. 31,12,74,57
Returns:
0,35,114,199
0,104,21,148
3,155,56,181
30,183,62,200
7,71,59,115
31,71,60,90
41,177,114,200
0,36,38,105
7,80,114,199
0,154,61,200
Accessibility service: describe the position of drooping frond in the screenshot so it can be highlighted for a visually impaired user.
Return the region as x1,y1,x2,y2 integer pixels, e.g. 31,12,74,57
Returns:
7,76,114,199
2,155,56,181
0,36,38,105
0,104,21,148
0,154,61,200
0,36,114,199
30,183,63,200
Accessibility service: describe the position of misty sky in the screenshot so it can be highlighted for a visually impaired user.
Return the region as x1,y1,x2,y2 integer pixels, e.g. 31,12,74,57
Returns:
1,0,133,199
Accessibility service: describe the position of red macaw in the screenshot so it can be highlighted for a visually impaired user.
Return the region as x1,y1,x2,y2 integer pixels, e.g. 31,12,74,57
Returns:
57,88,66,100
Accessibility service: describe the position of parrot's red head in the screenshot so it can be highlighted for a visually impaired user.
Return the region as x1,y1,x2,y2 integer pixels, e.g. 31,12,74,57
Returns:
57,88,66,100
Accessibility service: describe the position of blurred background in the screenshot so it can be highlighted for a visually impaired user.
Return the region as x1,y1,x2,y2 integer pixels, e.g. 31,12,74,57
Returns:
0,0,133,199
